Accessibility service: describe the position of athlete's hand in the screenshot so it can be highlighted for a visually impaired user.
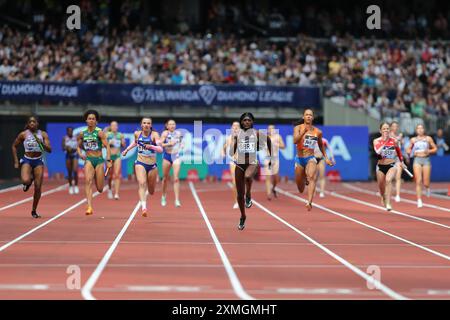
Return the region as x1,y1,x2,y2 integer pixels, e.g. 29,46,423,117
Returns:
14,161,19,169
326,158,334,166
401,162,407,170
80,153,87,161
122,150,128,157
106,160,113,169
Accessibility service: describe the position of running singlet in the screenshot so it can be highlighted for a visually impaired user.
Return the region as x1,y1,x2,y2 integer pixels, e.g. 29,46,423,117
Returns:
297,127,320,157
107,132,123,149
137,131,156,158
24,130,44,153
82,127,103,152
314,137,328,158
64,136,78,153
411,138,429,155
236,129,258,164
375,138,400,160
164,131,182,152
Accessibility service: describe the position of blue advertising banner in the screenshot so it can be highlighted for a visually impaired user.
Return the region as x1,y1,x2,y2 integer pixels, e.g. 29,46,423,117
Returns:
46,123,369,181
0,81,320,108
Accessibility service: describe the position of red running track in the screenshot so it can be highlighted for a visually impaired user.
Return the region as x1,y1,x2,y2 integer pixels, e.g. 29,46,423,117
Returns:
0,180,448,300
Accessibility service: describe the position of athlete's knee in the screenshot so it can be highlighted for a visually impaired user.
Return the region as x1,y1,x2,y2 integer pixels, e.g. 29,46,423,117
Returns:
22,178,32,186
138,181,147,189
173,178,180,184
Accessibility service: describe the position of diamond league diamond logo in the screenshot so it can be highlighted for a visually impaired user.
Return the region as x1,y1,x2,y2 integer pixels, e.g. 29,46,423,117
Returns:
198,85,217,105
131,86,145,103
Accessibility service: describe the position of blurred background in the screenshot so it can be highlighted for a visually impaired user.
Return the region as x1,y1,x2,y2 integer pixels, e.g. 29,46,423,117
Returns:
0,0,449,183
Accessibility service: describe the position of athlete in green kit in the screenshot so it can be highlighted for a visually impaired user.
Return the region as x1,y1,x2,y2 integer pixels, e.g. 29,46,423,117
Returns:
77,110,111,215
105,121,126,200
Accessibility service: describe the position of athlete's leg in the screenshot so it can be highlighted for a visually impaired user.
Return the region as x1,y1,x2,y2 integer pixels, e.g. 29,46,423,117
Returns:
384,166,397,210
84,161,96,210
244,164,258,200
161,159,171,200
318,160,326,195
66,158,73,187
113,158,122,198
413,164,423,202
376,169,386,206
21,163,33,190
235,165,246,219
73,158,79,187
395,162,402,199
94,162,105,193
295,164,306,193
305,160,318,210
172,158,181,204
135,165,148,212
31,165,44,214
422,164,431,194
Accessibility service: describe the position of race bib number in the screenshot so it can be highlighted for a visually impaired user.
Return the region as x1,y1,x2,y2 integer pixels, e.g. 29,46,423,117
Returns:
303,135,318,149
111,139,121,148
84,140,98,151
238,142,256,153
381,147,395,159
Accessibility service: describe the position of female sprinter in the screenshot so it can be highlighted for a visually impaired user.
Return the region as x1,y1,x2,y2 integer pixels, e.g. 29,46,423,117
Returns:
314,136,335,198
62,126,79,194
405,124,437,208
373,122,407,211
77,110,111,216
390,121,404,202
160,119,183,207
294,109,334,211
222,121,241,209
230,113,272,230
12,116,52,218
122,117,162,217
264,124,285,200
105,121,126,200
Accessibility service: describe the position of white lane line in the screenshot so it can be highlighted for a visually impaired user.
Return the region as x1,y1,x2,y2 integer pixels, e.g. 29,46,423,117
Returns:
189,182,254,300
400,187,450,200
0,284,49,291
427,289,450,295
251,199,407,300
0,184,22,193
126,285,204,292
332,187,450,230
0,191,101,253
276,188,450,262
4,240,450,246
276,288,355,295
0,184,66,212
81,201,140,300
343,183,450,214
0,263,449,269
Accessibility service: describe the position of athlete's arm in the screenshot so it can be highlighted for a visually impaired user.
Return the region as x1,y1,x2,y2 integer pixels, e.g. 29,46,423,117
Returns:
121,134,126,149
427,136,438,155
405,137,415,155
77,132,86,160
160,131,171,147
122,131,139,156
325,141,335,162
11,132,24,168
99,131,111,165
229,135,237,158
41,131,52,153
373,138,387,155
318,131,334,166
278,135,286,150
62,136,67,152
293,125,306,144
147,132,163,153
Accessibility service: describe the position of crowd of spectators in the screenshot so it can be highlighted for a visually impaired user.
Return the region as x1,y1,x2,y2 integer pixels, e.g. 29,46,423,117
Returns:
1,0,450,122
